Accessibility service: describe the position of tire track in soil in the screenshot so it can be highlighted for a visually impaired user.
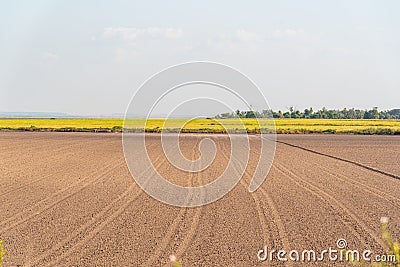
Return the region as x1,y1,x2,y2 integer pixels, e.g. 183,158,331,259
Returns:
173,201,204,265
0,137,115,196
274,139,400,181
0,159,123,233
276,140,400,208
219,144,272,249
226,141,292,267
316,163,400,208
30,183,138,267
274,162,387,250
0,139,92,164
3,134,397,266
145,137,202,267
0,141,157,227
0,150,97,198
34,144,169,267
172,138,292,267
269,136,398,249
160,137,253,266
172,143,207,265
329,160,400,197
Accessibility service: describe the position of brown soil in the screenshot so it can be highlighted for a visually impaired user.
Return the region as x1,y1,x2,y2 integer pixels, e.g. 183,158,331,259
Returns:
0,132,399,266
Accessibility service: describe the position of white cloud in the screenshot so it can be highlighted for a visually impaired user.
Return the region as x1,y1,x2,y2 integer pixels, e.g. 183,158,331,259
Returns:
41,51,59,61
102,27,183,41
236,29,264,42
273,28,305,38
102,27,183,60
207,30,265,54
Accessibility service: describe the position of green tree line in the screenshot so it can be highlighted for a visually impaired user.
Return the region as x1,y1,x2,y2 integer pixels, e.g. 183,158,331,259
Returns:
215,107,400,120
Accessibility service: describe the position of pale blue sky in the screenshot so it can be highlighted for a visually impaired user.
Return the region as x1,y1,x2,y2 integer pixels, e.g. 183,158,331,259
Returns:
1,1,399,116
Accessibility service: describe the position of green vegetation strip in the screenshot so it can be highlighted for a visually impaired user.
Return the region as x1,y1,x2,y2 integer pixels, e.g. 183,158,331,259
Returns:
0,118,399,134
0,240,6,267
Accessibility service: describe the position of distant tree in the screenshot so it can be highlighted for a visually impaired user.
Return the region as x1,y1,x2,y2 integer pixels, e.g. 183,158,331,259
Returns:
340,108,348,119
303,108,312,118
320,107,327,119
371,107,379,119
348,108,356,119
244,111,256,118
364,107,379,119
289,106,295,118
261,109,274,118
389,109,400,119
220,112,231,119
215,107,399,120
292,110,301,118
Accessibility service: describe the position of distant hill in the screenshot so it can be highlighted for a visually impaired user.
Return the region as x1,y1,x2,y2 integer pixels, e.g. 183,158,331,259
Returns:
0,112,197,119
0,112,75,118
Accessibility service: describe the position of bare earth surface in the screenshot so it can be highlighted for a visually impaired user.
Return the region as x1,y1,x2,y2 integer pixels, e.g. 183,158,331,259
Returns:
0,132,399,266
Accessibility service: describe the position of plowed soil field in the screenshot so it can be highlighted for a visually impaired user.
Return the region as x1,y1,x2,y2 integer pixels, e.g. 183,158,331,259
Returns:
0,133,399,266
